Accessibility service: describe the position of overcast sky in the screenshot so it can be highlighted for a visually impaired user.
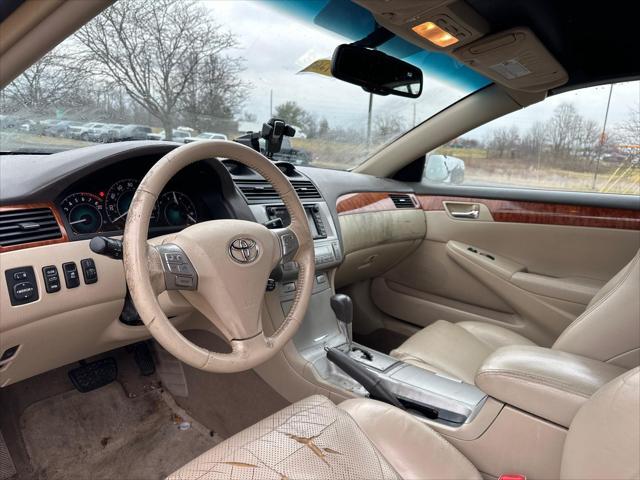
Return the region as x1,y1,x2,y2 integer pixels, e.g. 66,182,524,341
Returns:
207,1,638,139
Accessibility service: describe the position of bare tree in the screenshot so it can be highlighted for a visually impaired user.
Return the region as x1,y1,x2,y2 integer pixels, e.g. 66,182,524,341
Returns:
179,54,248,133
521,121,547,161
374,114,406,141
75,0,239,139
547,103,582,160
618,104,640,148
3,51,91,116
487,126,519,158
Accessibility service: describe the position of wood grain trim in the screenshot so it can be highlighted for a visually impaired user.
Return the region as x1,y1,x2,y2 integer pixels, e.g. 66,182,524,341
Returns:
0,202,69,253
336,192,419,215
418,195,640,230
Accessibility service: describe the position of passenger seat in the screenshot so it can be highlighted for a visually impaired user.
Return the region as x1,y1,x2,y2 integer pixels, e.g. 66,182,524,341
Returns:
390,249,640,384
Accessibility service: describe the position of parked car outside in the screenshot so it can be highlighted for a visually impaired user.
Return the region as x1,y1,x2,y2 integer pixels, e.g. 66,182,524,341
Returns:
423,154,465,184
147,129,192,142
183,132,228,143
44,120,83,138
69,122,102,140
108,124,125,142
119,124,152,141
0,115,19,129
257,136,310,165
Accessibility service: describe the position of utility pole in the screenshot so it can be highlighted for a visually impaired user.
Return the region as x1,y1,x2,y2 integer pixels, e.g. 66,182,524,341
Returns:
592,84,614,190
366,93,373,146
270,89,273,117
412,104,416,127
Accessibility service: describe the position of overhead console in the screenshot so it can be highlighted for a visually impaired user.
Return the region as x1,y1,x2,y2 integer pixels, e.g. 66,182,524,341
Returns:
355,0,568,92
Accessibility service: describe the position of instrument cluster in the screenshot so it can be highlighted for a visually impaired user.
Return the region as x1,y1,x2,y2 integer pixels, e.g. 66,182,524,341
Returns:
60,178,198,235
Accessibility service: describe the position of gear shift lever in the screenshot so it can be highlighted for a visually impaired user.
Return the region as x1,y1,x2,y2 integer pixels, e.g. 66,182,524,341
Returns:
331,294,353,351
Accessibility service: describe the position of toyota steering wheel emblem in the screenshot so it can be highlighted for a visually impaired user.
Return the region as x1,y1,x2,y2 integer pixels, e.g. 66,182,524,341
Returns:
229,238,259,264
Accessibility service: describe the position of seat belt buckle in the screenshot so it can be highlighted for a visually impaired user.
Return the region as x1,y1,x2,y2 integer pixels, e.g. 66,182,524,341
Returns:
499,475,526,480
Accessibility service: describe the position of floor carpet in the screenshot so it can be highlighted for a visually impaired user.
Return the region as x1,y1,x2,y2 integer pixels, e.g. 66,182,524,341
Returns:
19,382,220,480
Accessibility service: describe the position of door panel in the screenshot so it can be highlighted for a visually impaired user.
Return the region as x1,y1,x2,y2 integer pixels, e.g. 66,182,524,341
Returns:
374,196,640,346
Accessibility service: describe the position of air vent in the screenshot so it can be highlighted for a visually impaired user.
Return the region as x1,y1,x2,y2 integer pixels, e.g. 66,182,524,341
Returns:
234,179,279,203
235,178,322,204
290,180,321,200
389,193,416,209
0,207,62,247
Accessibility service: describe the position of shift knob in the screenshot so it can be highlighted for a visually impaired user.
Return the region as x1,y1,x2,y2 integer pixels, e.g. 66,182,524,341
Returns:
330,294,353,325
331,294,353,350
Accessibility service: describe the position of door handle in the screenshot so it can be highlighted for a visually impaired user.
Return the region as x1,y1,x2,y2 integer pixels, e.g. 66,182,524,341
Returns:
449,205,480,219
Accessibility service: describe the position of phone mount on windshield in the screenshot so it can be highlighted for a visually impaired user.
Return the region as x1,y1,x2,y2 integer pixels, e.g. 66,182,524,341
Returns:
234,118,296,159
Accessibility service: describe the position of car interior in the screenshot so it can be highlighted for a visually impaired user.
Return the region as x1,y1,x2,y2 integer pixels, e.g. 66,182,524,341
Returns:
0,0,639,479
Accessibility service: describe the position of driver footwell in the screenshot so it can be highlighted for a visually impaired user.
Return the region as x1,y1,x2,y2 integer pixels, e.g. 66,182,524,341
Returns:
19,382,220,480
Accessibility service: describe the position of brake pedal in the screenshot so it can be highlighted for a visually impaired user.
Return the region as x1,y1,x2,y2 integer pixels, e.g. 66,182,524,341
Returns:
68,357,117,393
133,342,155,376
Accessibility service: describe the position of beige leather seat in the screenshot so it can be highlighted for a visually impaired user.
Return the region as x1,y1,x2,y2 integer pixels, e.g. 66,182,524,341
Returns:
390,249,640,384
168,368,639,479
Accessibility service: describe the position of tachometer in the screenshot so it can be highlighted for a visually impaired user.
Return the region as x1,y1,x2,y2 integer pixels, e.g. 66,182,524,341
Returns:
61,193,104,234
159,191,197,226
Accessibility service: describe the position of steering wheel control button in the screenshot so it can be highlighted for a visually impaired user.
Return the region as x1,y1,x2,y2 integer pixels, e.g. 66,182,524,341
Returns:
168,263,190,274
229,238,259,264
80,258,98,284
5,266,39,306
175,276,194,288
157,244,198,291
62,262,80,289
164,253,185,264
42,265,61,293
279,233,298,258
282,282,296,293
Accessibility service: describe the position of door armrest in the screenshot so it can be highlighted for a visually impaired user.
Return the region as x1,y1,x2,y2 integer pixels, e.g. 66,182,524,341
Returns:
475,345,625,428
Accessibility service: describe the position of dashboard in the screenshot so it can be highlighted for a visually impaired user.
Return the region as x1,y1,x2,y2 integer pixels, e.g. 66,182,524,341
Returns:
55,155,228,239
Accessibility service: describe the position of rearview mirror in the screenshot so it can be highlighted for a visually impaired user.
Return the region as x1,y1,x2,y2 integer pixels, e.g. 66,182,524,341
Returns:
331,44,423,98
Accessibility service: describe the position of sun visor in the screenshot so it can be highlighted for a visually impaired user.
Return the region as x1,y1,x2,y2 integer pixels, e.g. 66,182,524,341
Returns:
453,28,568,92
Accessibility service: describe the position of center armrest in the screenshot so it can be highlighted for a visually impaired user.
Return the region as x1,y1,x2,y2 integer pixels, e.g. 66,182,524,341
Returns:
475,345,626,428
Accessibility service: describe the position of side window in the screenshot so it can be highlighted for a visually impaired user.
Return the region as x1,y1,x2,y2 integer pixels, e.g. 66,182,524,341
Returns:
423,81,639,195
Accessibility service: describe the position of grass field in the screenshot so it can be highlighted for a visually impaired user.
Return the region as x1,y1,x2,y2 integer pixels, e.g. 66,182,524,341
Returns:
437,147,639,195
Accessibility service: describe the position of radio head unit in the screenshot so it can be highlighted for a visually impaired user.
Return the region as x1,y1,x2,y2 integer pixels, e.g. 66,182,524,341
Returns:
266,204,327,239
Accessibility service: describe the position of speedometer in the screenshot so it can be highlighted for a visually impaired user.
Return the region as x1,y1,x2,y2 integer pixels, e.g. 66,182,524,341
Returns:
104,178,138,226
105,178,158,227
61,193,104,234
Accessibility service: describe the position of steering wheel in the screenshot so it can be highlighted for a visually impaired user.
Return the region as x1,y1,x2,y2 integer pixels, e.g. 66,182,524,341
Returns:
122,141,315,373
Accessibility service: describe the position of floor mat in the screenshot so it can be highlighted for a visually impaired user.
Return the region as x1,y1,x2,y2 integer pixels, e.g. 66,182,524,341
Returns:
19,382,221,480
0,430,17,480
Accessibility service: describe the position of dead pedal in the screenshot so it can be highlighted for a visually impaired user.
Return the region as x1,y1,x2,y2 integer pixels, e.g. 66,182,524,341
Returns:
133,342,155,376
68,357,117,393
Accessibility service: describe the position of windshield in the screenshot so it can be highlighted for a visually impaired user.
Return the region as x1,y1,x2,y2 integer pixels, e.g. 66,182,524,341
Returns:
0,0,489,169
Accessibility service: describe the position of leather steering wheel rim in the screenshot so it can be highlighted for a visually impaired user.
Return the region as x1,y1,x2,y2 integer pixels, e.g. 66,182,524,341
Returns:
122,140,315,373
